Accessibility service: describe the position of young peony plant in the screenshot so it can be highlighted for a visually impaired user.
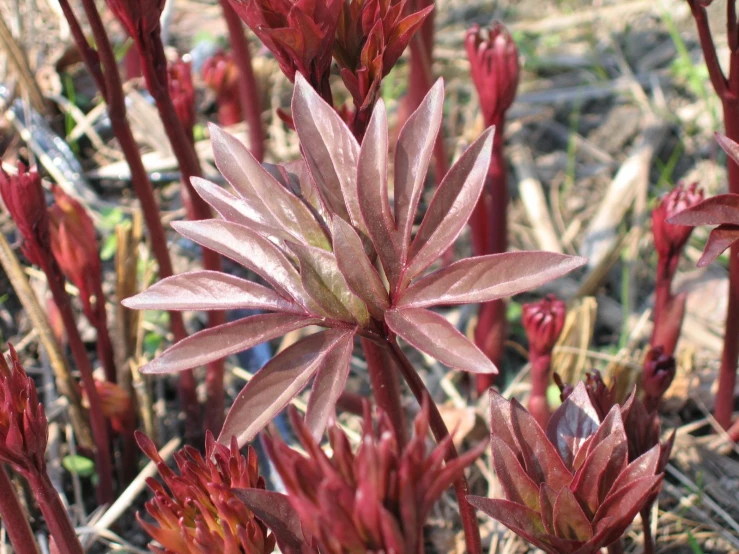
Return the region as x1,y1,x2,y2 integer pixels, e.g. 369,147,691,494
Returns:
123,75,585,449
468,383,667,554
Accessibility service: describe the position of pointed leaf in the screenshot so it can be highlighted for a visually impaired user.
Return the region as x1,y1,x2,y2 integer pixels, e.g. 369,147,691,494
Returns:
716,133,739,166
488,389,519,454
666,193,739,226
510,399,573,491
356,99,400,287
491,436,540,511
234,489,310,553
385,307,496,373
552,486,593,542
172,219,306,306
210,125,329,249
592,474,663,537
332,217,389,320
305,328,355,439
546,382,601,471
190,177,281,238
288,241,370,324
608,445,661,494
123,271,303,313
219,329,354,446
570,431,625,517
398,252,586,308
467,497,554,553
539,483,558,535
292,74,365,232
697,224,739,266
394,80,444,258
406,127,495,280
140,313,317,374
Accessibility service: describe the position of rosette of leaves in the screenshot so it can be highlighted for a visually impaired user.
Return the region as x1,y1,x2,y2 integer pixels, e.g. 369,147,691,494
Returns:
124,75,585,446
468,383,667,554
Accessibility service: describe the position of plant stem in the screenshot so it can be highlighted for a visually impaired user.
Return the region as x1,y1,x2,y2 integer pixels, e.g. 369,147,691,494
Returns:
606,540,624,554
93,282,117,383
26,470,83,554
360,337,407,447
0,467,39,554
219,0,265,161
386,338,482,554
716,98,739,429
641,509,655,554
37,254,114,504
475,133,508,394
529,354,551,429
136,32,227,434
60,0,199,434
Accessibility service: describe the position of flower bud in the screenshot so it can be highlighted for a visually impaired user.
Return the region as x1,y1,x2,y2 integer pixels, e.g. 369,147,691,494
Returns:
642,346,676,402
0,164,50,266
168,58,196,138
105,0,166,40
522,294,566,358
202,51,242,126
653,182,703,261
0,345,48,475
465,22,520,127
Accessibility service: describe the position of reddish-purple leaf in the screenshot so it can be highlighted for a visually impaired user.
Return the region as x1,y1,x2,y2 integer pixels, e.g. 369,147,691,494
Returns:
466,497,555,553
608,445,661,494
305,328,355,439
234,489,311,553
292,74,365,232
139,313,317,374
570,431,625,518
219,329,355,446
406,127,495,281
697,224,739,266
356,99,400,287
288,241,370,324
332,217,389,320
552,486,593,542
393,80,444,259
385,308,496,374
397,252,586,308
666,194,739,226
539,483,558,535
546,382,601,471
592,475,663,542
490,436,540,511
122,270,303,313
716,133,739,167
190,177,281,238
489,389,519,454
210,124,329,249
510,399,573,491
172,219,311,308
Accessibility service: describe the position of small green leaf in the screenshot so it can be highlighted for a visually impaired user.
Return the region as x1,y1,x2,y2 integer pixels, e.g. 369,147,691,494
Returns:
63,455,95,477
100,233,118,261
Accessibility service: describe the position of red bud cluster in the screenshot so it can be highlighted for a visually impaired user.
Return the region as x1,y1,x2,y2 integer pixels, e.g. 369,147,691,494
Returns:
652,182,703,277
0,164,50,266
202,51,243,127
0,345,48,475
228,0,341,99
642,346,676,409
469,384,667,553
136,431,275,553
465,22,520,128
168,58,196,138
48,185,103,327
259,404,486,554
523,294,566,359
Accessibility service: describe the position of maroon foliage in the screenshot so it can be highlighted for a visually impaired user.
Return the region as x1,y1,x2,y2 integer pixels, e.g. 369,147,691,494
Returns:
228,0,341,100
124,76,585,448
168,58,196,139
641,347,676,411
469,384,667,554
202,51,244,127
523,295,566,428
243,404,485,554
105,0,165,40
136,431,275,553
0,164,49,266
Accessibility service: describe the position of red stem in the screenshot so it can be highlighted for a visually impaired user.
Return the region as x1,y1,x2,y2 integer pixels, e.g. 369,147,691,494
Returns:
689,2,729,98
642,510,655,554
360,337,407,447
38,255,113,503
0,467,39,554
475,132,508,394
93,282,117,383
387,338,482,554
715,98,739,429
651,261,673,352
26,471,83,554
528,354,551,429
137,32,227,434
59,0,199,434
219,0,266,161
